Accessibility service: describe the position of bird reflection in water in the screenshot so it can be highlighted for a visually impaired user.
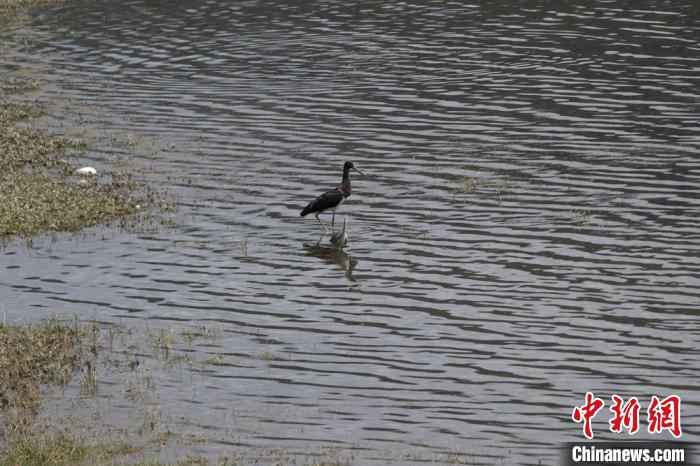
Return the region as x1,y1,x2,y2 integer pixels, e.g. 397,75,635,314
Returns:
304,233,357,283
330,216,348,249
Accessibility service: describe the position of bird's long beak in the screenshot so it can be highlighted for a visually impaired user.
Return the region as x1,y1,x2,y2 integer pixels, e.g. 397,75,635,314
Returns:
352,166,364,176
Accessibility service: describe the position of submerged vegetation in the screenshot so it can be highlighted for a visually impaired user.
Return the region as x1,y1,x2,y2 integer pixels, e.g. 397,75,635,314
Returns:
569,208,592,226
0,317,139,465
453,175,513,197
0,316,359,465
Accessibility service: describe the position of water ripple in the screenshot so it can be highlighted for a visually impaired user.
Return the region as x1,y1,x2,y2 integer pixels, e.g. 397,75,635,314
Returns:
1,0,699,463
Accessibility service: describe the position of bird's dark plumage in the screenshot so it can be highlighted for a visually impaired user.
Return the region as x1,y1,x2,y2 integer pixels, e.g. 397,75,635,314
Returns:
301,190,344,217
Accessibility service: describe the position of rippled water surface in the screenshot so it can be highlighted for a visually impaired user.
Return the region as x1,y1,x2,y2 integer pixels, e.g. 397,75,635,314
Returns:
2,1,700,464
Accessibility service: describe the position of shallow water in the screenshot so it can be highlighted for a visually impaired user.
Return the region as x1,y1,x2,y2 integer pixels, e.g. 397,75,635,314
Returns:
2,0,700,464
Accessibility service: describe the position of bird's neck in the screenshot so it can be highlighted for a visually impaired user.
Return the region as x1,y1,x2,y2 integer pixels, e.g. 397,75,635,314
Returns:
337,170,351,197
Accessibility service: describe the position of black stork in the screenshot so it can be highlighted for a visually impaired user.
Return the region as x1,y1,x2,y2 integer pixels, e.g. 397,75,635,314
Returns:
300,161,364,233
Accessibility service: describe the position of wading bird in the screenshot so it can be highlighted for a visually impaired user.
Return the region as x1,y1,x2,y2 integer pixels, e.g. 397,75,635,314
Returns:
300,161,363,232
330,216,348,248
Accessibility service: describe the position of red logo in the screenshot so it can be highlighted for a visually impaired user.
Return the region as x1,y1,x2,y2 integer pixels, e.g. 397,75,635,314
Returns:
572,393,682,439
572,392,605,439
609,395,640,434
647,395,682,438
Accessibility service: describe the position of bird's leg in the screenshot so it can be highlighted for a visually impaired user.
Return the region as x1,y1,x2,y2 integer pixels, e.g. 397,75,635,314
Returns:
331,211,335,230
315,213,329,233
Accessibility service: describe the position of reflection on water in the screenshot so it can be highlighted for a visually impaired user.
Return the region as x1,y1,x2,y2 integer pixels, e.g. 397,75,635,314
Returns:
304,240,357,283
1,0,699,463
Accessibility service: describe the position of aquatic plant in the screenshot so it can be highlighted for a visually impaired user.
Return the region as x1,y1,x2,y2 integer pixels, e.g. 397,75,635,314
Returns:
0,316,84,410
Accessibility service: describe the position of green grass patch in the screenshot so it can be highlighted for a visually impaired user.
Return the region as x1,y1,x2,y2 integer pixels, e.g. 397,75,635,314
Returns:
0,171,141,237
0,429,138,466
0,317,84,410
0,83,168,240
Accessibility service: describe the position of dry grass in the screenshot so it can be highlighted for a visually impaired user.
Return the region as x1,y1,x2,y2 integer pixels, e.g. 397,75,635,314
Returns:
181,324,220,345
258,341,282,362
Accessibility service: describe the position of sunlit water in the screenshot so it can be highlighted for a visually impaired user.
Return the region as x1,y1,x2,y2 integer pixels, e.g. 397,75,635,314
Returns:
1,1,699,464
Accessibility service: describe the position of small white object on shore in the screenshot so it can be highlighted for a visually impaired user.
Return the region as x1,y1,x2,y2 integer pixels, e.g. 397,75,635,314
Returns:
75,166,98,176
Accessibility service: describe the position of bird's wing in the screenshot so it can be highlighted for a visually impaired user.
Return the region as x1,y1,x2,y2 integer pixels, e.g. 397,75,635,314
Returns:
300,190,344,216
